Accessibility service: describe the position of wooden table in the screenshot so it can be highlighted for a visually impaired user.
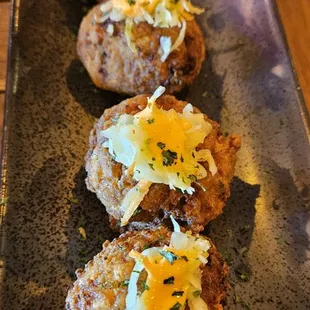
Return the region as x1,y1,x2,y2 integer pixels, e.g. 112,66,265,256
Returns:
0,1,310,110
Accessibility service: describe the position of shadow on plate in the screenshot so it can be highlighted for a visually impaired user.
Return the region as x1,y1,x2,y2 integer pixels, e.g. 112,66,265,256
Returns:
65,166,117,279
207,177,261,307
66,60,127,118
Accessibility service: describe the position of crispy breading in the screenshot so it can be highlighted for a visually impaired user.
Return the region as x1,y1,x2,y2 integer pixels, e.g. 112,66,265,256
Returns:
85,94,241,232
66,227,229,310
77,4,205,95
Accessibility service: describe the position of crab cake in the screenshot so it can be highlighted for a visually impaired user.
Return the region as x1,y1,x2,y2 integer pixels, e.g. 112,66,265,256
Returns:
66,224,229,310
85,87,241,231
77,1,205,95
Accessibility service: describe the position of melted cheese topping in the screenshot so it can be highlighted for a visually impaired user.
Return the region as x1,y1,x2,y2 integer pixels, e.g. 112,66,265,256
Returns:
126,217,210,310
101,86,217,226
95,0,204,60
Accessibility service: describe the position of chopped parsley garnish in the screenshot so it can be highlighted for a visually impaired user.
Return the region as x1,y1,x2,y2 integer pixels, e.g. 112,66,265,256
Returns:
181,255,189,262
188,174,198,182
133,270,141,274
180,155,184,162
157,142,166,149
159,251,178,264
193,290,201,298
148,163,154,170
147,118,154,124
128,0,136,5
170,302,182,310
162,150,178,166
121,279,129,287
172,291,184,297
163,276,175,284
175,187,183,193
142,244,150,251
132,207,142,217
142,280,150,291
152,157,156,161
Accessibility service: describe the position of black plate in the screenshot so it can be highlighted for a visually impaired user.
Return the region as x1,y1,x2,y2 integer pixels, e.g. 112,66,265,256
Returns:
1,0,310,309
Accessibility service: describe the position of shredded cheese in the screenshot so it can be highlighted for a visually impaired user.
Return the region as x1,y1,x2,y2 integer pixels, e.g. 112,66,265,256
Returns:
101,86,217,226
126,217,210,310
96,0,204,61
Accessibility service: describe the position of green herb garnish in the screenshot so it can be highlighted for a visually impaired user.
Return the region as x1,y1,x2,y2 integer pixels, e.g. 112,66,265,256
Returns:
157,142,166,149
170,302,182,310
193,290,201,298
121,279,129,287
148,163,154,170
159,251,178,264
162,150,177,166
172,291,184,297
147,118,154,124
133,207,142,217
163,276,175,284
181,255,189,262
188,174,198,182
142,281,150,291
128,0,136,5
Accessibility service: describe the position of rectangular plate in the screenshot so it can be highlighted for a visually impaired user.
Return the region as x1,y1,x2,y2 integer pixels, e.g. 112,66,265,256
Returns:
1,0,310,309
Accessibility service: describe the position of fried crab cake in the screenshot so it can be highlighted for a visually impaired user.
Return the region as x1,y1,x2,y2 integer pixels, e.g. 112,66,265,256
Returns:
66,225,229,310
85,88,241,232
77,1,205,95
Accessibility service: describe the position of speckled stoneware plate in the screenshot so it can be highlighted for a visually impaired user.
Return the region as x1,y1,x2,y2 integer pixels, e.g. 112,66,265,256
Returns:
0,0,309,309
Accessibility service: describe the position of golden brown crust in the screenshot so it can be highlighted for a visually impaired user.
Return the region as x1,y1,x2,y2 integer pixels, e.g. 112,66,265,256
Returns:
66,227,229,310
77,4,205,95
85,94,241,231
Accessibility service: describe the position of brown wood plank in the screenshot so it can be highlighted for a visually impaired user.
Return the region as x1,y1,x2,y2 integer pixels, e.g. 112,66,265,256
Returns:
276,0,310,111
0,2,10,92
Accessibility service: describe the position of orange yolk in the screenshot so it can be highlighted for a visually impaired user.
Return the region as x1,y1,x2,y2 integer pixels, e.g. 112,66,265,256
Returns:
140,249,202,310
139,106,195,174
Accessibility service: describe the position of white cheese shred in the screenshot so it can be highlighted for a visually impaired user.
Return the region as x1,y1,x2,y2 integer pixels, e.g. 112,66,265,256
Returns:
125,217,211,310
160,36,172,62
125,18,137,53
148,85,166,103
96,0,204,60
101,86,217,226
120,180,152,226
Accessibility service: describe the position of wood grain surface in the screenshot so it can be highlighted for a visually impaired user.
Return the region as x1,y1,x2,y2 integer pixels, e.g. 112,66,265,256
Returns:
0,1,309,111
0,2,10,93
276,0,310,111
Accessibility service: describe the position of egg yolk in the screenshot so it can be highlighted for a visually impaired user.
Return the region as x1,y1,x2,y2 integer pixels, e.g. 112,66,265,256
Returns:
139,249,201,310
138,106,194,175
